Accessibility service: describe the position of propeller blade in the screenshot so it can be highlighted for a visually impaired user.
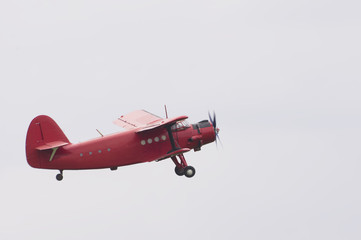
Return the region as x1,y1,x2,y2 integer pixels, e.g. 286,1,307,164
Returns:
208,111,213,124
208,111,217,129
216,133,223,148
213,111,217,129
209,110,222,148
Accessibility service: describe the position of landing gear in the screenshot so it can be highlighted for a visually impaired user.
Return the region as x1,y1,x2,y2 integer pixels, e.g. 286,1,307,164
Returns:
171,154,196,178
184,166,196,178
56,170,63,181
175,166,184,176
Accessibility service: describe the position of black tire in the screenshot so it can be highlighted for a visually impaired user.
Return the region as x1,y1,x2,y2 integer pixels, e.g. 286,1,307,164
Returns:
175,166,184,176
184,166,196,178
56,173,63,181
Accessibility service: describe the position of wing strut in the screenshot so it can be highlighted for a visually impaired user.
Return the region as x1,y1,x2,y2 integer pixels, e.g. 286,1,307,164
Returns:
166,125,179,153
49,147,58,162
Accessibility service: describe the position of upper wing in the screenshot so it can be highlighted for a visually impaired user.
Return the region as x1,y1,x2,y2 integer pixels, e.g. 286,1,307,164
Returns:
113,110,188,133
113,110,163,130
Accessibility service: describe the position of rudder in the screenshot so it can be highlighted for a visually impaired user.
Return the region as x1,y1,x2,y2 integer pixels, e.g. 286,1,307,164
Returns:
25,115,70,168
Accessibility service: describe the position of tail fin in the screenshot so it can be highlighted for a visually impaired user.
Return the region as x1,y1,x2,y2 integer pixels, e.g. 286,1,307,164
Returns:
25,115,70,168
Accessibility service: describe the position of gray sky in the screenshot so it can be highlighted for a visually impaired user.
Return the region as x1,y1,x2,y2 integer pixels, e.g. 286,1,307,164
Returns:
1,1,361,239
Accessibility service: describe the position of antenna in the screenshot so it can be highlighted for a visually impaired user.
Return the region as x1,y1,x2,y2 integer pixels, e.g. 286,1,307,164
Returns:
96,129,104,137
164,105,168,119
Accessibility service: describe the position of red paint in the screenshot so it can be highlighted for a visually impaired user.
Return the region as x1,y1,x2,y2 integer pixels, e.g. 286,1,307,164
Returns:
25,110,218,180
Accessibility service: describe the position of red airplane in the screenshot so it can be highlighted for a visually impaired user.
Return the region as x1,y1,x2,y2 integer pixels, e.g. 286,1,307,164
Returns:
25,109,220,181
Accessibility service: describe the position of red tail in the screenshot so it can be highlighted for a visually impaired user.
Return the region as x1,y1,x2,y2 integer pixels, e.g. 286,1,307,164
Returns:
25,115,70,168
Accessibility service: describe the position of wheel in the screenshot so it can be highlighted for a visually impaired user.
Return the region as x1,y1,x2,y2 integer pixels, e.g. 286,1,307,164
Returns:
184,166,196,178
56,173,63,181
175,166,184,176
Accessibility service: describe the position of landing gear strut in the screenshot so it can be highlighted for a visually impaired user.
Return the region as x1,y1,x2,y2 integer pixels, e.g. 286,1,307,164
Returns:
56,170,63,181
171,154,196,178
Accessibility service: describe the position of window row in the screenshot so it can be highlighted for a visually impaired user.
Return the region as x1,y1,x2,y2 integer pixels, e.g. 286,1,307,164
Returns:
80,148,111,157
141,135,167,145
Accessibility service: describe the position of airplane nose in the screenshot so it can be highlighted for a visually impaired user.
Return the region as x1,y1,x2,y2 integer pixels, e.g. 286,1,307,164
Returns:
208,111,221,146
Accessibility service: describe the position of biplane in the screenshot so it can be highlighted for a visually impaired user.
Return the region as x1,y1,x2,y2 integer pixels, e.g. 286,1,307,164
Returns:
25,109,220,181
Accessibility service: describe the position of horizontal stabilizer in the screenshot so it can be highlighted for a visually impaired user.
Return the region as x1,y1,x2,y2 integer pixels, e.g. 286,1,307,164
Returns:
35,141,69,151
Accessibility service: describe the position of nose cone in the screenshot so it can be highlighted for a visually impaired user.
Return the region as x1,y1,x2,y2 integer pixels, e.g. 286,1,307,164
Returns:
200,121,217,145
190,119,219,149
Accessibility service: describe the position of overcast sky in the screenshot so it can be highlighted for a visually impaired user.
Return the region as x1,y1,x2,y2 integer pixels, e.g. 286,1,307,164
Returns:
1,1,361,239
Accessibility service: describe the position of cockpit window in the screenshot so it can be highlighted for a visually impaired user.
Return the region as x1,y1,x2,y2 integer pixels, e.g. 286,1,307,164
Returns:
171,120,190,132
197,120,211,128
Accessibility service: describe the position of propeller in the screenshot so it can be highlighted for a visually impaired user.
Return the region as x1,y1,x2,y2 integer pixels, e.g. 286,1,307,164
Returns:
208,111,222,146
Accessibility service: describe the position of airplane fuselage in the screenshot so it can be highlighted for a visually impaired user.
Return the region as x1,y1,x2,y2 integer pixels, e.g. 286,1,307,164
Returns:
26,120,215,170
